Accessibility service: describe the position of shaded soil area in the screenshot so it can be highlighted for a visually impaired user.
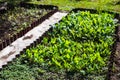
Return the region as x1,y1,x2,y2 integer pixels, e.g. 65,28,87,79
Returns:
0,6,51,43
111,42,120,80
108,19,120,80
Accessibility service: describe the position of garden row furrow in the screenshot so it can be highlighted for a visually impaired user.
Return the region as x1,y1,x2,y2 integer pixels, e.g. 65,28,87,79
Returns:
109,23,120,80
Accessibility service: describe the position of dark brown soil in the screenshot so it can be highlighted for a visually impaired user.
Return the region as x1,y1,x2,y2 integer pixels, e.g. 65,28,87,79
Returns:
0,6,50,44
108,23,120,80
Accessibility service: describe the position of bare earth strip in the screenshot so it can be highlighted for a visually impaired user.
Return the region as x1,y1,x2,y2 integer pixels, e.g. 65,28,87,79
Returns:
0,11,68,68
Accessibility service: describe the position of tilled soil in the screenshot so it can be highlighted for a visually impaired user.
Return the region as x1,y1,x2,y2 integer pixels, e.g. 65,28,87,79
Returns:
0,6,50,43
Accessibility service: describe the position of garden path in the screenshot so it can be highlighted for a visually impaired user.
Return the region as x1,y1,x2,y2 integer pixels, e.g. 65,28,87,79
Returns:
0,11,68,68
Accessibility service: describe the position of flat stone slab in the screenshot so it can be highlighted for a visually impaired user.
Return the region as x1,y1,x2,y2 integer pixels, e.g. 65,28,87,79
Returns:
0,11,68,68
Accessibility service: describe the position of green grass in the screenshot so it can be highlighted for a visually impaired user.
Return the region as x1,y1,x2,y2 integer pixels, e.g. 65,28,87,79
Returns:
29,0,120,13
0,0,119,13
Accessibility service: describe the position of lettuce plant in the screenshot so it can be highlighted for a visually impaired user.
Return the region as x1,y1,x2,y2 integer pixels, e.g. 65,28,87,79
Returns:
25,11,117,75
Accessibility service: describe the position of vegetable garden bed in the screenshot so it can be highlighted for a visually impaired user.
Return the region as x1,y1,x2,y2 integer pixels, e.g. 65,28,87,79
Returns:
0,8,120,80
0,2,58,51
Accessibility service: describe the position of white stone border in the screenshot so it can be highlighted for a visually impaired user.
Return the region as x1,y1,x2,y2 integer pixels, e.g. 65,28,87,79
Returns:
0,12,68,68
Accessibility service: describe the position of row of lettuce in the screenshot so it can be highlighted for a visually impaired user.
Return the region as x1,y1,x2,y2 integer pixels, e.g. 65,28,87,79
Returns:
25,11,117,75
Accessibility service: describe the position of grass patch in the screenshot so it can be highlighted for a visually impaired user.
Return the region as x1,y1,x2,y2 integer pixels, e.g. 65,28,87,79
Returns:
29,0,120,13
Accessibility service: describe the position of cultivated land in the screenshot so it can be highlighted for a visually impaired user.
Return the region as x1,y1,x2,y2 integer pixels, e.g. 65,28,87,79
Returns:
0,0,120,80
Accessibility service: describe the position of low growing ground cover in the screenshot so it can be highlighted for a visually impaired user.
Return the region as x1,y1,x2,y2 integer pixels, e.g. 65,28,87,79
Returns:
0,11,117,79
31,0,120,12
0,6,50,43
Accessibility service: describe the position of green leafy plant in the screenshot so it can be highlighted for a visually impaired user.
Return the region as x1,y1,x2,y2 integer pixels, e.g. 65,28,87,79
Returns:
25,11,117,75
